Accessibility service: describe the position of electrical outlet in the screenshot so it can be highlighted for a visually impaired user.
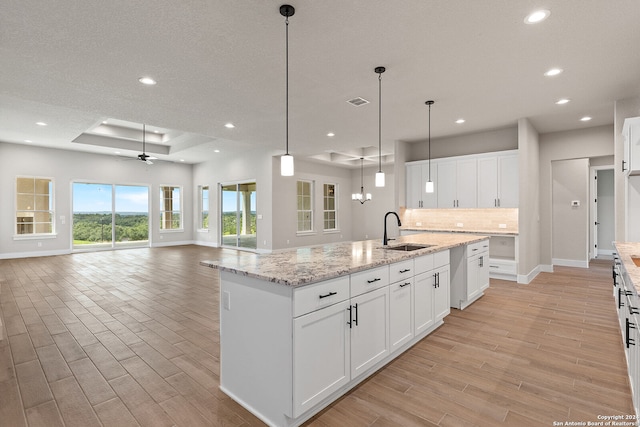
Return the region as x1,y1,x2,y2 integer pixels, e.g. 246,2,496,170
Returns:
37,242,42,248
257,214,263,220
223,291,231,310
365,234,368,239
498,224,507,229
60,215,65,225
263,240,267,246
416,222,422,226
456,223,464,227
286,239,290,244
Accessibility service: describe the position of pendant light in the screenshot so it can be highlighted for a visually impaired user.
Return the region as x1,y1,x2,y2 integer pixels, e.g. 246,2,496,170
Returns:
352,157,372,203
280,4,295,176
425,100,435,193
375,66,386,187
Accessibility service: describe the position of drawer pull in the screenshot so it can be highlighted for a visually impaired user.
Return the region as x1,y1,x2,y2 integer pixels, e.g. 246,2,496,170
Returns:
400,282,411,288
399,269,411,273
367,278,381,284
489,265,500,269
319,291,337,299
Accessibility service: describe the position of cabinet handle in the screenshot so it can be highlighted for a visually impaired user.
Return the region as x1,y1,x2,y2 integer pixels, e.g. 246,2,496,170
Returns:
353,303,358,326
489,265,500,269
630,306,640,316
479,256,484,267
400,282,411,288
497,198,501,207
623,160,628,172
347,306,352,328
619,288,625,309
494,199,497,207
319,291,337,299
433,272,440,288
627,318,636,348
399,269,411,273
367,278,381,284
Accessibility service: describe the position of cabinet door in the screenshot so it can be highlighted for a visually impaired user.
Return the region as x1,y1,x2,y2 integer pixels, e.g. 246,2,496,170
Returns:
466,256,481,301
406,164,423,209
414,272,434,334
389,279,413,353
478,252,490,291
456,158,477,208
293,300,350,417
498,154,519,208
477,157,498,208
437,161,457,208
433,266,450,321
350,286,389,379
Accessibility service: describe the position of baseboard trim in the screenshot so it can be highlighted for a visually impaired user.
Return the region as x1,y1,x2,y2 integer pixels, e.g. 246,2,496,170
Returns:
0,249,71,260
552,258,589,268
150,240,195,248
516,264,553,284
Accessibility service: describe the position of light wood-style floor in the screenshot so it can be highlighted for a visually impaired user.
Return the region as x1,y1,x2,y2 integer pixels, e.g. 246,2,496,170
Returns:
0,246,634,426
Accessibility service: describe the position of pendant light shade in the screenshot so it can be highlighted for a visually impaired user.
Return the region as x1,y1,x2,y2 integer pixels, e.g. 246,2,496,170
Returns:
425,100,435,193
352,157,372,204
280,4,295,176
375,66,386,187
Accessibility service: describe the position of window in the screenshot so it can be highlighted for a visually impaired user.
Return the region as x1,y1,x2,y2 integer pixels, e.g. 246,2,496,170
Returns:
160,186,182,230
323,183,338,231
296,180,313,232
199,185,209,230
16,177,54,235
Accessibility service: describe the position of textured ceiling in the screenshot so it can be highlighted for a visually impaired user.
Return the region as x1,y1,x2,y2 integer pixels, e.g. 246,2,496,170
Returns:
1,0,639,165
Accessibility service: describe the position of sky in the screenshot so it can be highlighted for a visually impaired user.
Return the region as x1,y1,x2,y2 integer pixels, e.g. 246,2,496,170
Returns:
72,183,149,213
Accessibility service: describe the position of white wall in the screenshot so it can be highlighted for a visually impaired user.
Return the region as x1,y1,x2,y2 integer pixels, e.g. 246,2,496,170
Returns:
551,158,590,267
0,142,193,258
539,125,614,267
192,146,274,251
407,127,518,162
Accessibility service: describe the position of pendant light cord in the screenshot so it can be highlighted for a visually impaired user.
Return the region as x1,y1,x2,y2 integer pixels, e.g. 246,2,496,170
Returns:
378,73,382,173
361,157,365,192
142,124,146,153
428,103,431,181
285,15,289,156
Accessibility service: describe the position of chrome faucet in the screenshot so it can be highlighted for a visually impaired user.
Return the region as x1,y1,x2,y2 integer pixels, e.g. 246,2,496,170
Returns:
383,211,402,246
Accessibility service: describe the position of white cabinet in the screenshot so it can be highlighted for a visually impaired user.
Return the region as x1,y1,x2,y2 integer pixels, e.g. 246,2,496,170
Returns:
477,154,519,208
413,251,450,335
623,117,640,175
433,265,450,320
389,278,414,353
450,239,490,310
406,163,437,208
294,300,351,416
437,159,477,208
350,286,390,379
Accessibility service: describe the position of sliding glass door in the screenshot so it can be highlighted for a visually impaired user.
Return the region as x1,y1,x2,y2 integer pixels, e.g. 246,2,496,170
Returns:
221,182,257,250
73,183,149,250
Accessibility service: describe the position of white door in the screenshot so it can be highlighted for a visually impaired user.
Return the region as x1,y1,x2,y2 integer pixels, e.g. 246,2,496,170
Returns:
498,154,519,208
414,272,435,334
293,300,351,417
594,168,615,257
456,158,477,208
437,161,457,208
350,286,390,379
389,279,413,353
466,256,481,301
433,266,451,321
477,157,498,208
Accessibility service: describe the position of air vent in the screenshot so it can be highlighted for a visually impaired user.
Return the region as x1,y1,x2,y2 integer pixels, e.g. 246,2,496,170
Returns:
347,97,370,107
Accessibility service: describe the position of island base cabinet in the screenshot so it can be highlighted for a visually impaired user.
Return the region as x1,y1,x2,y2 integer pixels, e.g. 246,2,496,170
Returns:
293,300,350,418
389,278,414,353
433,266,450,320
350,286,390,378
450,239,490,310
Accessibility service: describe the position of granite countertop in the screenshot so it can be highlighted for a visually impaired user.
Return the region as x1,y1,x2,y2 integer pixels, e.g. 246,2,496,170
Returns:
200,232,488,287
615,242,640,294
401,227,518,236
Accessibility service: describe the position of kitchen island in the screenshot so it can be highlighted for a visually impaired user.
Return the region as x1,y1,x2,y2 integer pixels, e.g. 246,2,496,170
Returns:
201,232,488,427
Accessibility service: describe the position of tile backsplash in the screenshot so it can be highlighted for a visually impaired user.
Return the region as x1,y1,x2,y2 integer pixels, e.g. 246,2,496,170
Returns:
399,207,518,233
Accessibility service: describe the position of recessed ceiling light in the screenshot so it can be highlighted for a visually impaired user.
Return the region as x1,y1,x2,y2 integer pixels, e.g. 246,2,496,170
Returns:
524,9,550,24
115,151,121,154
214,149,220,153
180,159,185,162
102,121,108,124
24,139,32,143
36,122,47,126
138,76,157,85
327,132,335,137
224,123,235,129
556,98,570,105
580,116,592,122
153,130,159,133
455,119,465,124
544,68,563,77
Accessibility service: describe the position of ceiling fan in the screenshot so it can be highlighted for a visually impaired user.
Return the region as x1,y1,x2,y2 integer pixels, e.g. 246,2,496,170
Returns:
137,124,157,165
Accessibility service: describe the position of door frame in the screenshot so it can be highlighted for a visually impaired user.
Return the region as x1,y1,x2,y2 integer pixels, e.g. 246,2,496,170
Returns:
219,179,257,252
589,166,615,259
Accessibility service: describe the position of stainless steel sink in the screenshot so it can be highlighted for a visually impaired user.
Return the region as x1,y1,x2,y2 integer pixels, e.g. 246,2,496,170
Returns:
385,244,434,252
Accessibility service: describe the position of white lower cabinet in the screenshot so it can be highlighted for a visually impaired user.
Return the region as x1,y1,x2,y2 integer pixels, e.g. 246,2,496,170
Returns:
389,278,414,353
433,265,451,320
414,252,450,335
451,239,490,310
350,286,390,378
293,300,350,417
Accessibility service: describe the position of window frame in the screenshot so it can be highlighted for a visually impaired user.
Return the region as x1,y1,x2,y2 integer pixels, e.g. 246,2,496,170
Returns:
197,185,210,232
322,182,339,232
296,179,315,234
14,176,56,239
159,185,183,232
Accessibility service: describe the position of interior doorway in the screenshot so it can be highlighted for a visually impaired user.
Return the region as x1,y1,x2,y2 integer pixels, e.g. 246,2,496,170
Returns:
72,182,149,250
591,167,615,258
220,181,257,250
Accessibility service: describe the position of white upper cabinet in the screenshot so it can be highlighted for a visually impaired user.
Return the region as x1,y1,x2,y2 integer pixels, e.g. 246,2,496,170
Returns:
477,153,519,208
406,163,437,208
437,158,477,208
406,150,518,209
623,117,640,175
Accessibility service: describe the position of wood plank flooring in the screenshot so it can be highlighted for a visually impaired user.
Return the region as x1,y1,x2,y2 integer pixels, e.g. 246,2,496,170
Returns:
0,246,634,426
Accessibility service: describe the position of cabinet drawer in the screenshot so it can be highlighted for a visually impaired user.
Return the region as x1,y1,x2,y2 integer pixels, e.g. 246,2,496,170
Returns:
414,254,434,275
294,276,350,317
389,259,414,284
433,250,449,269
488,258,516,274
467,239,489,256
351,265,389,297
